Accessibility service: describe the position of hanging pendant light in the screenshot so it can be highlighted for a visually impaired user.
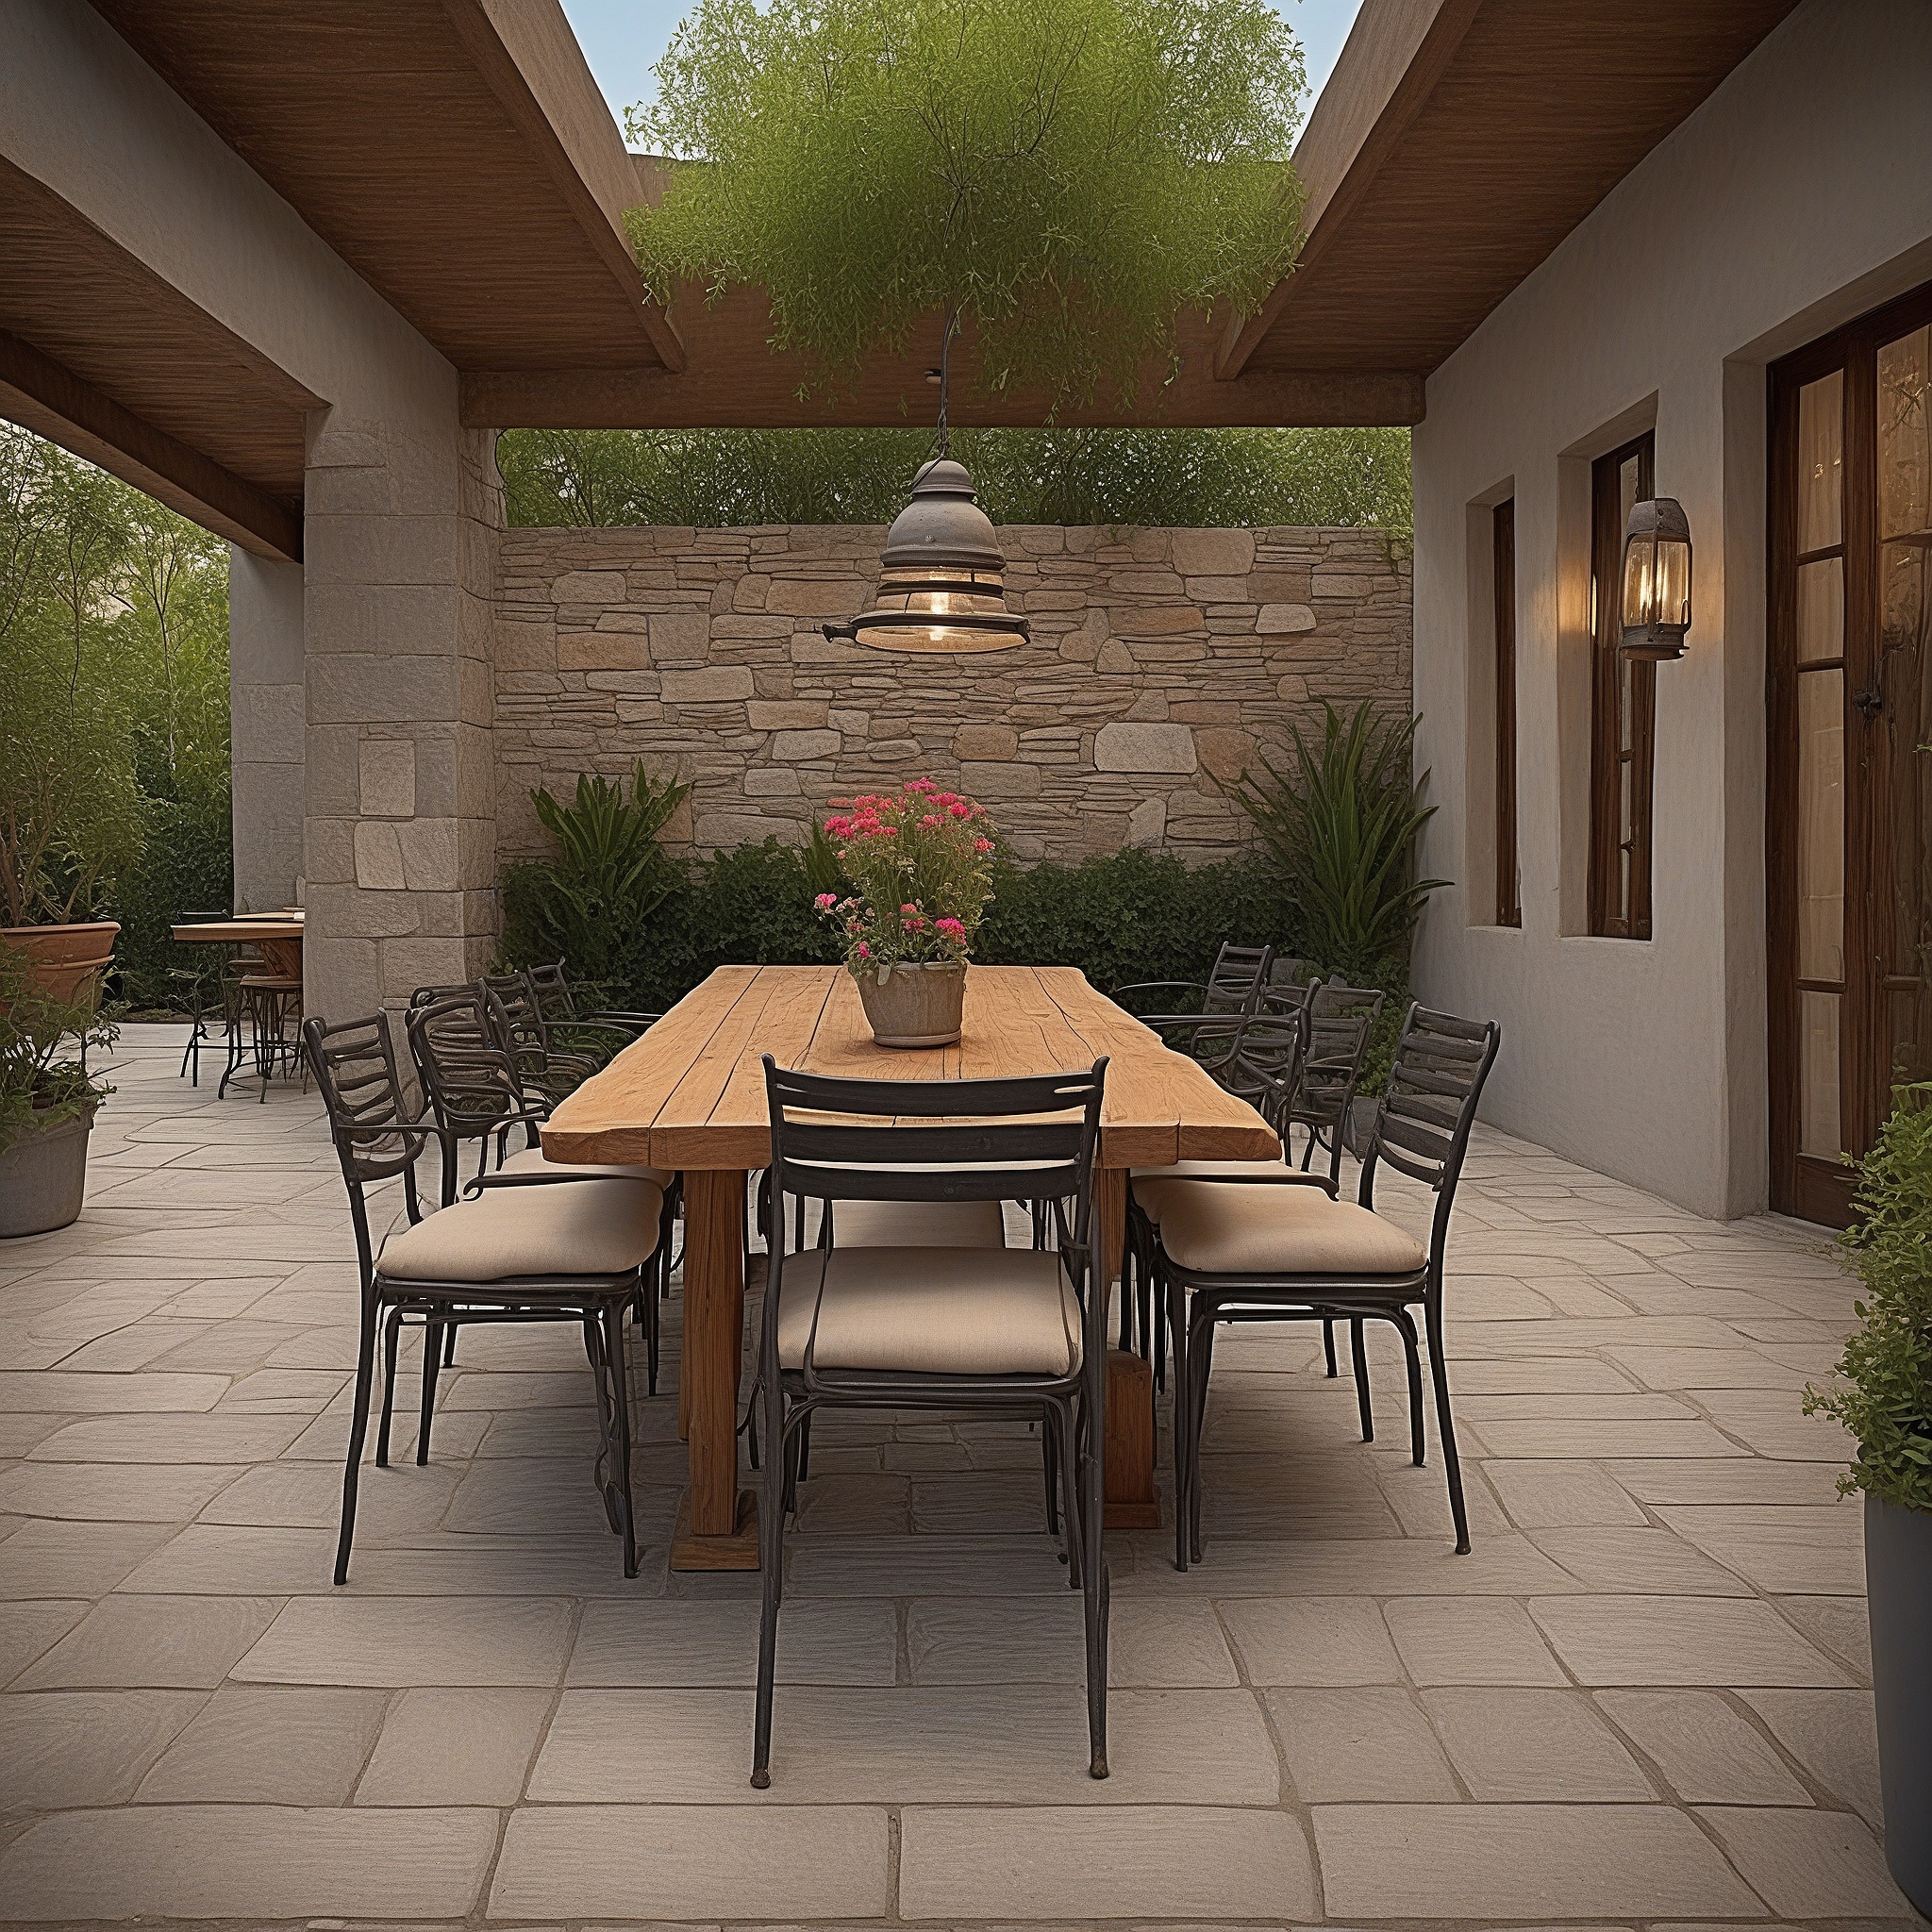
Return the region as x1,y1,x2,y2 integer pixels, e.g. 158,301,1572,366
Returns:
822,315,1030,656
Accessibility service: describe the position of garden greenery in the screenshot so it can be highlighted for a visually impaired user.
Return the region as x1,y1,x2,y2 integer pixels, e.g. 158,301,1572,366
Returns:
626,0,1305,409
0,426,232,1007
497,425,1412,538
1805,1084,1932,1512
0,942,117,1157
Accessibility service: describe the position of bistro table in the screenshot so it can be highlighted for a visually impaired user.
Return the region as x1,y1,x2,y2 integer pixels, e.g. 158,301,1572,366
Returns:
168,913,305,980
541,963,1279,1570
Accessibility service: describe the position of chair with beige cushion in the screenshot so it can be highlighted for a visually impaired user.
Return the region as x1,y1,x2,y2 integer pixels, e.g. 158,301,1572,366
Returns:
1146,1003,1500,1569
751,1053,1110,1788
305,1011,663,1583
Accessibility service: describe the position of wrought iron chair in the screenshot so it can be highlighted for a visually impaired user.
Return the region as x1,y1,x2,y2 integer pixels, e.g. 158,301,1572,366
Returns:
752,1053,1111,1787
481,971,608,1104
525,958,661,1062
305,1010,664,1581
168,908,230,1085
1289,980,1388,1182
1123,1003,1308,1383
1112,941,1276,1060
1144,1004,1500,1567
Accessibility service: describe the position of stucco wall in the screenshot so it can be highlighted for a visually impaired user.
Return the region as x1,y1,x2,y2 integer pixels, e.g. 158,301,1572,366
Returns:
1409,0,1932,1218
493,523,1409,865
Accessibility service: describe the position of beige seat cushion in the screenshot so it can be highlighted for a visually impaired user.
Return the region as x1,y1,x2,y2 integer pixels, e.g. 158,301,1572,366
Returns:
827,1196,1007,1248
1131,1159,1288,1225
504,1145,674,1191
775,1246,1079,1376
1153,1180,1425,1278
379,1177,662,1284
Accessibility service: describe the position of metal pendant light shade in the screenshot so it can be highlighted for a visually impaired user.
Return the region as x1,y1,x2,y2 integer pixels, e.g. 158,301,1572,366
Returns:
824,458,1031,655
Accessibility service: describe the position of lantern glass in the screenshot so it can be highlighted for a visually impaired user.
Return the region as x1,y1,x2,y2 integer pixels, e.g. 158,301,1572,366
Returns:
1620,497,1692,658
846,568,1025,654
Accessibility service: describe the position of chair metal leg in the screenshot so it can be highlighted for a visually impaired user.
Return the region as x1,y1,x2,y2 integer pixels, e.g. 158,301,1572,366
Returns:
416,1313,443,1465
1187,1315,1216,1565
375,1305,404,1466
1051,1398,1082,1587
1079,1381,1109,1779
750,1377,788,1788
1167,1271,1191,1573
1041,1410,1060,1539
334,1282,381,1585
600,1299,639,1577
1350,1316,1374,1441
443,1324,458,1368
1424,1287,1472,1554
795,1412,813,1485
1391,1304,1426,1466
1323,1316,1339,1376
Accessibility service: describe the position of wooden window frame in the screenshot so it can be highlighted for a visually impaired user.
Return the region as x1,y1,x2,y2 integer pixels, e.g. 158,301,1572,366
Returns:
1589,433,1657,938
1492,498,1521,926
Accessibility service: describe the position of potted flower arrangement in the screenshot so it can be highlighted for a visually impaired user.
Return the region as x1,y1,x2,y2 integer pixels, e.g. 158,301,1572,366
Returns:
1805,1081,1932,1913
0,940,115,1239
817,780,995,1048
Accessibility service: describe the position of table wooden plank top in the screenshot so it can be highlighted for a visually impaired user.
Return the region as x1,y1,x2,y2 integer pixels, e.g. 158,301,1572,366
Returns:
541,963,1278,1173
169,920,305,943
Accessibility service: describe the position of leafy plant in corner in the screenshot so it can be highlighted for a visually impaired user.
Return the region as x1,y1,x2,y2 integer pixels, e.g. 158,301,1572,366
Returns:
1805,1083,1932,1512
0,941,115,1157
1229,700,1447,987
500,763,691,988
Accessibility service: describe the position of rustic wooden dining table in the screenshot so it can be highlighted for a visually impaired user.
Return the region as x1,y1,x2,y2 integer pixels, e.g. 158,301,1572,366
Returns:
167,915,305,980
541,963,1278,1569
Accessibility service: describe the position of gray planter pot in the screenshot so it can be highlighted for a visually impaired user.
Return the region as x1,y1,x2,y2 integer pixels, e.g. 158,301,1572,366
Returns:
0,1109,93,1239
854,960,968,1048
1867,1493,1932,1914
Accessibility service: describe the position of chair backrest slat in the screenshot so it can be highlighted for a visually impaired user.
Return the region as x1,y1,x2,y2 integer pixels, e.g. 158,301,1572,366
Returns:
406,991,529,1137
1361,1003,1502,1203
302,1012,426,1188
1203,941,1275,1015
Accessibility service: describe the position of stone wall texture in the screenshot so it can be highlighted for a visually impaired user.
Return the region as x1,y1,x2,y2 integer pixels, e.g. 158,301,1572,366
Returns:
493,523,1410,865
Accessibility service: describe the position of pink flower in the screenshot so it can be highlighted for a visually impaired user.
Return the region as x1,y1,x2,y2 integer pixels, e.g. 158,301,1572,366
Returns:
854,941,871,958
947,801,972,818
921,814,941,828
935,918,966,939
814,892,838,911
974,837,993,853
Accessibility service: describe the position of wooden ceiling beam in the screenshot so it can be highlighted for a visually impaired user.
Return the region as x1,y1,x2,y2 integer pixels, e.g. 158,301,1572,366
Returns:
0,328,303,561
459,365,1424,431
439,0,685,372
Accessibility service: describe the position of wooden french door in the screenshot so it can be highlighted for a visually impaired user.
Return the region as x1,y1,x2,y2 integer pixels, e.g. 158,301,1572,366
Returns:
1770,278,1932,1224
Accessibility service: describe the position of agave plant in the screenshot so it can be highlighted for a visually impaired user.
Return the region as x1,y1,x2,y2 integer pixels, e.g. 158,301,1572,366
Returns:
506,763,691,986
1231,701,1446,982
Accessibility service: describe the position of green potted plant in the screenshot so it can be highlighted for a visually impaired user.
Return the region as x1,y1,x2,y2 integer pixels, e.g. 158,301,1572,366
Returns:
1805,1084,1932,1914
819,781,995,1047
0,940,115,1238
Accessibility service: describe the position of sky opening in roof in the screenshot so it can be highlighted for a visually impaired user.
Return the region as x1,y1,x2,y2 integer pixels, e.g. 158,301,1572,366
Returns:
561,0,1365,146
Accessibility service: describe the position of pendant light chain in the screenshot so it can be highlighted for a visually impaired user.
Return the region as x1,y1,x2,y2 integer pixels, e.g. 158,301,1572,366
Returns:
936,308,959,460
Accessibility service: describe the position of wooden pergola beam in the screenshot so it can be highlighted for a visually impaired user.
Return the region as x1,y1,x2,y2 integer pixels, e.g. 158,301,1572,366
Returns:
0,328,303,562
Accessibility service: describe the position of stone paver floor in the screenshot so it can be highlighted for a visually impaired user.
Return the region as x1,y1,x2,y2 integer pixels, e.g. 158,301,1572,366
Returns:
0,1024,1918,1926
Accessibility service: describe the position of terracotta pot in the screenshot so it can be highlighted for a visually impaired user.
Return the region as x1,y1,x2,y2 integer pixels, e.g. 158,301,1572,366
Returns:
855,960,968,1048
0,1109,93,1239
1,922,120,1007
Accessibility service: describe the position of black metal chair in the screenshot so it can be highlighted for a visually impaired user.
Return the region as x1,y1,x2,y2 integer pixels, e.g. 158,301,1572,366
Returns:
219,973,304,1101
525,958,661,1062
1112,941,1276,1060
1123,1003,1308,1383
481,971,609,1104
1289,980,1388,1183
168,909,230,1085
1144,1004,1500,1567
407,991,674,1395
752,1053,1111,1788
305,1010,665,1582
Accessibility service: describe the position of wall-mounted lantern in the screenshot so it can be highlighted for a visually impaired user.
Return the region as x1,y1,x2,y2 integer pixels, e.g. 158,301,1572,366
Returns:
823,310,1030,657
1620,496,1692,659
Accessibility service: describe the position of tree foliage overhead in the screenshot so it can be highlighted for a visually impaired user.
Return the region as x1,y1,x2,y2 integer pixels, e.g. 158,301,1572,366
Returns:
497,425,1412,537
626,0,1306,408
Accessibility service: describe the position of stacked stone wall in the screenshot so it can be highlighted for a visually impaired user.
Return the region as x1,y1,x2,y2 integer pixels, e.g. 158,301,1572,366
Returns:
492,524,1410,864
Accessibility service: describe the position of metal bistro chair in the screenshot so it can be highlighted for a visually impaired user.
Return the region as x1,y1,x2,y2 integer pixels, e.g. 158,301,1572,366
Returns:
168,909,230,1085
482,971,610,1105
1123,1001,1308,1384
1112,941,1276,1061
525,958,662,1061
219,972,304,1101
408,991,675,1396
1289,981,1388,1184
751,1053,1111,1788
1143,1004,1500,1568
306,1011,665,1581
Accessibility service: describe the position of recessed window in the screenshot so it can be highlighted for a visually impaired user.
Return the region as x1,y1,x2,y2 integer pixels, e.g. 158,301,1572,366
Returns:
1589,432,1657,938
1492,498,1520,927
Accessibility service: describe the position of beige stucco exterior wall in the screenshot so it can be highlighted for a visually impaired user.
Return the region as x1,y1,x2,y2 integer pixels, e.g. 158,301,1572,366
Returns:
494,523,1409,866
7,0,501,1021
1409,0,1932,1218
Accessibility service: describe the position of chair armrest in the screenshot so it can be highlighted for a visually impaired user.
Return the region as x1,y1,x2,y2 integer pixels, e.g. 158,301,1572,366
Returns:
1163,1171,1340,1199
1112,980,1208,1008
462,1170,633,1197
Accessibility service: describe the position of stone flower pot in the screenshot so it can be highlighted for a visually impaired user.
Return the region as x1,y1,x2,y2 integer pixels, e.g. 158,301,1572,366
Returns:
0,1109,93,1239
855,961,968,1048
0,922,120,1008
1867,1493,1932,1913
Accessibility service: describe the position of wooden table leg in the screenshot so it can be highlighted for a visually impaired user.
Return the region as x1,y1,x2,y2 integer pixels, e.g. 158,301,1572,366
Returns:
671,1167,758,1570
1094,1166,1160,1527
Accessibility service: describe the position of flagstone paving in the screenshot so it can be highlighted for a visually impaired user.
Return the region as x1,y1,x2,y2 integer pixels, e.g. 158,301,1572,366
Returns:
0,1024,1918,1926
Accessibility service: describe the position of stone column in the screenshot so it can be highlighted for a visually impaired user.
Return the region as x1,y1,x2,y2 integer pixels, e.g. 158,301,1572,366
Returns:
300,401,500,1024
227,548,305,913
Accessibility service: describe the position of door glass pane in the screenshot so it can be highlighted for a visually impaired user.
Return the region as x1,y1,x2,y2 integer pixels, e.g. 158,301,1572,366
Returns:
1796,557,1844,662
1797,669,1845,982
1799,989,1843,1158
1879,324,1932,1086
1798,370,1843,553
